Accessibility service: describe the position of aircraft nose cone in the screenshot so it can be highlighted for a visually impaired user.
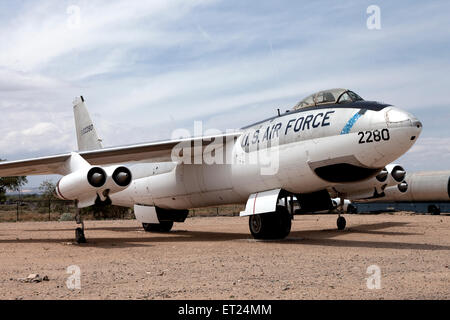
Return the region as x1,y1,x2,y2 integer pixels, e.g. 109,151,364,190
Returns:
385,107,422,140
385,108,422,129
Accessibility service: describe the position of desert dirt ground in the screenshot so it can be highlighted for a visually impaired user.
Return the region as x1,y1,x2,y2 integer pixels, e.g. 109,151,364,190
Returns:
0,213,449,300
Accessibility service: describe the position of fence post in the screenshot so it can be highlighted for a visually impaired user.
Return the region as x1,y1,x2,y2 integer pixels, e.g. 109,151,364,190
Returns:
48,199,51,221
16,201,19,222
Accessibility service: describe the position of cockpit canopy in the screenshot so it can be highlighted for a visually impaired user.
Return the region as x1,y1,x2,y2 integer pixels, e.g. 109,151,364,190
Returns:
293,88,364,110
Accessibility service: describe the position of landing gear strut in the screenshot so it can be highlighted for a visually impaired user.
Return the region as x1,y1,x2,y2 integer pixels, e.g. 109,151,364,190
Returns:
336,196,346,230
74,202,86,243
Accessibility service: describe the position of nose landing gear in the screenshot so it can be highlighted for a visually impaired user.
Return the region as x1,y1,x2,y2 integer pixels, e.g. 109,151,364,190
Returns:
336,196,347,230
337,215,346,230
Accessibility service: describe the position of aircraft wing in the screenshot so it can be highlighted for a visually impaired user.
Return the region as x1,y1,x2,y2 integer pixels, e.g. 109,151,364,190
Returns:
0,132,242,177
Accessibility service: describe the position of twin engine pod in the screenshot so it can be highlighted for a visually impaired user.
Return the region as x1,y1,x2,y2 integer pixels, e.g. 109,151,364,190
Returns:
55,165,132,203
384,164,407,193
374,164,408,194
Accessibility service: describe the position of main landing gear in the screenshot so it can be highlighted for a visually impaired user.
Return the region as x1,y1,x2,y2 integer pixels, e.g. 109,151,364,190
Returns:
142,221,174,232
249,205,292,240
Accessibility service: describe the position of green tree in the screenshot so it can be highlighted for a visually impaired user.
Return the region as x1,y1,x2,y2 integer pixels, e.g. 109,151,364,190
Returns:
0,159,28,201
39,179,57,200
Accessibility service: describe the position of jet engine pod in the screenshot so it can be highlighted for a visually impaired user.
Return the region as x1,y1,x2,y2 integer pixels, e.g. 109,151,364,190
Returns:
398,181,408,193
385,164,406,185
375,168,388,182
112,166,132,187
56,166,107,201
87,167,107,187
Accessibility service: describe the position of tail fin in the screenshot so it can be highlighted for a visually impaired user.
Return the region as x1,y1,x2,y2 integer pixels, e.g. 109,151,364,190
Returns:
73,96,103,151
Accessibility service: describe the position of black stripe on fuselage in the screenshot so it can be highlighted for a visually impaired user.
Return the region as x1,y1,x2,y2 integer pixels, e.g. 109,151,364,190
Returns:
241,100,391,130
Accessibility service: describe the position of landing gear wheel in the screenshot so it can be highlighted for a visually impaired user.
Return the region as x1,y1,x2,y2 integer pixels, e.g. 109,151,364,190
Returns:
347,204,358,214
249,206,291,240
274,207,292,239
428,205,440,215
75,227,86,244
159,221,174,232
142,221,174,232
337,216,346,230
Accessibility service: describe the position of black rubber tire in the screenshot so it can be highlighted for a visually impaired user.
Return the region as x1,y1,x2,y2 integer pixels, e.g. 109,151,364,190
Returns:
249,206,291,240
159,221,174,232
273,206,292,239
75,227,86,244
428,205,441,215
142,221,174,232
347,204,358,214
337,216,346,230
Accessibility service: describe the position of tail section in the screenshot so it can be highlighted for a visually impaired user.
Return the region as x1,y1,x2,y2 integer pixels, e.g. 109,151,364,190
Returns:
73,96,103,151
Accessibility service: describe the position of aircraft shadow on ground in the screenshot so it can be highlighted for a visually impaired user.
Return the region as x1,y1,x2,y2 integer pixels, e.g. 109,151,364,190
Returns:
0,221,449,251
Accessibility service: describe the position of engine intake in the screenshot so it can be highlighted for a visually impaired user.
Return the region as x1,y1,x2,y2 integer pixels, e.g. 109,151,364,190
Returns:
397,181,408,193
87,167,107,188
391,167,406,182
112,166,132,187
375,168,388,182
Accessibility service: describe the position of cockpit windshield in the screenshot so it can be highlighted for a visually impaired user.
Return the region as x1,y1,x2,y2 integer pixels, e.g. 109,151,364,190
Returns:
292,88,363,110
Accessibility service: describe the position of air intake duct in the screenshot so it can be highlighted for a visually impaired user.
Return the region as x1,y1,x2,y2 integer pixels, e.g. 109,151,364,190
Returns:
112,166,132,187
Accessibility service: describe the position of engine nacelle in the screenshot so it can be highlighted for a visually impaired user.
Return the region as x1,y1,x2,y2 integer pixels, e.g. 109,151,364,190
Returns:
56,167,107,201
385,164,406,186
330,163,407,200
56,165,132,207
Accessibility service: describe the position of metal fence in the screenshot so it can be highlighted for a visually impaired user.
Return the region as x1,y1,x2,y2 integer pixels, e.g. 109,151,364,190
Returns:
0,199,133,222
0,199,244,223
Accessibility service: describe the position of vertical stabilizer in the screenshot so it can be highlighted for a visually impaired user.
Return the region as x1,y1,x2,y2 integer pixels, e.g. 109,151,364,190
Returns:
73,96,103,151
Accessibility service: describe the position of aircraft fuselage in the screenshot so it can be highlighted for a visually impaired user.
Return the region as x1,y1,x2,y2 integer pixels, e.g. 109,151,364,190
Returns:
111,101,422,209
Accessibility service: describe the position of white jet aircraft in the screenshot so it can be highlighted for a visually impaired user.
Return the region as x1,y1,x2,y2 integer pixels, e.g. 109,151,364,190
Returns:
0,89,422,243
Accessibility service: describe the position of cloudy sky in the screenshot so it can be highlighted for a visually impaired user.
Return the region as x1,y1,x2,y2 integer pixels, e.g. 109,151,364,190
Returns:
0,0,449,190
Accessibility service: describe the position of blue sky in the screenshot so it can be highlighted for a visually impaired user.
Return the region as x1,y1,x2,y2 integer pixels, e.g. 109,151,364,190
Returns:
0,0,449,190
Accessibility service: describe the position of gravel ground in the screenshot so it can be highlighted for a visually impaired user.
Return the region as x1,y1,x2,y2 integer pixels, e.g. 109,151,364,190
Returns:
0,213,448,300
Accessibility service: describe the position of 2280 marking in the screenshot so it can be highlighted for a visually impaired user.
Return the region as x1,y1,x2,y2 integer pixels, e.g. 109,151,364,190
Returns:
358,129,390,144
